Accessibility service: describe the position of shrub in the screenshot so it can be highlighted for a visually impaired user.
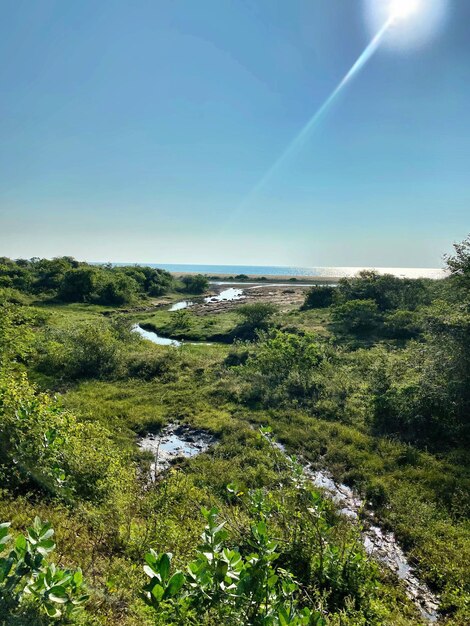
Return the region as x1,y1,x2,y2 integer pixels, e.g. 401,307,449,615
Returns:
58,267,97,302
0,517,88,619
232,330,326,407
36,322,123,380
302,286,335,309
236,303,277,328
332,299,381,332
181,274,209,294
0,368,134,502
384,309,421,339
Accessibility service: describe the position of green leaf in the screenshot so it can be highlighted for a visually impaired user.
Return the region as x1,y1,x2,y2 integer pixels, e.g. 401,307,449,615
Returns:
48,585,69,603
143,565,157,579
150,583,164,603
164,571,185,598
158,553,171,582
15,534,27,553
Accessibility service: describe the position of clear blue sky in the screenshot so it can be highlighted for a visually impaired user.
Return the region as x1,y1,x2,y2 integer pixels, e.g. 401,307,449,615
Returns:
1,0,469,267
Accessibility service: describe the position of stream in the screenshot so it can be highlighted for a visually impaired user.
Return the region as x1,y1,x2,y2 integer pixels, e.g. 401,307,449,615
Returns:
137,423,440,622
303,462,439,622
132,323,181,346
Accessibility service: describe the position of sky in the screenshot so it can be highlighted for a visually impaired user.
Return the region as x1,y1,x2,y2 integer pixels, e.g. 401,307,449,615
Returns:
1,0,469,267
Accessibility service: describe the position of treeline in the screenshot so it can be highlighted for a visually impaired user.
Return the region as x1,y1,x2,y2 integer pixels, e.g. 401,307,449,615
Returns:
302,271,444,338
0,257,209,306
230,236,470,448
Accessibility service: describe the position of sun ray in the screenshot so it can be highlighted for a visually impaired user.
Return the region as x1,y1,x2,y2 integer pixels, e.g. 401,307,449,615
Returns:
232,17,394,218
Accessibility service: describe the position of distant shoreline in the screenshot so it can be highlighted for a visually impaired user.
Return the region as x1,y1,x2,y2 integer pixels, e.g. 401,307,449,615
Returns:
170,272,339,285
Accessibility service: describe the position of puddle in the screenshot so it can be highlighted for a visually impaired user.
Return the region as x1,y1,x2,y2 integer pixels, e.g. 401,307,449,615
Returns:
132,324,181,346
139,424,215,479
204,288,245,303
169,301,194,311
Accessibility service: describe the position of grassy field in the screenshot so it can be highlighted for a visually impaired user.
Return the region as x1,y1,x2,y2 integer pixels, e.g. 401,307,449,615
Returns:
1,289,469,625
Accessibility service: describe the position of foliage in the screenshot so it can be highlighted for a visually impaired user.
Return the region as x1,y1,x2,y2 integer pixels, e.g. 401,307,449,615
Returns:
35,321,124,380
0,365,134,503
383,309,421,339
143,505,316,625
0,256,175,305
232,330,327,407
236,303,277,329
335,271,432,312
170,309,193,332
331,299,380,332
444,233,470,290
302,287,335,310
181,274,209,294
0,517,88,619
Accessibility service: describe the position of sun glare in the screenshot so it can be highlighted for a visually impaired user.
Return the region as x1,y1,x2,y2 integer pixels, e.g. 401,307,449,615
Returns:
364,0,448,49
390,0,421,20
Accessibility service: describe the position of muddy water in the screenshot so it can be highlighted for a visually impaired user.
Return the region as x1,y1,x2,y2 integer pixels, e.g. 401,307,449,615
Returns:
204,287,245,303
139,424,215,479
303,464,439,622
169,300,194,311
132,324,181,346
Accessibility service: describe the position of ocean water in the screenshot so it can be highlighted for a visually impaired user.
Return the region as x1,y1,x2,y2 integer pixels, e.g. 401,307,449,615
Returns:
143,264,446,280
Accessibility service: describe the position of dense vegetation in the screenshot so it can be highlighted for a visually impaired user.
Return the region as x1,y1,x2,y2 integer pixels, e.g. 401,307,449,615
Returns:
0,257,175,305
0,237,469,625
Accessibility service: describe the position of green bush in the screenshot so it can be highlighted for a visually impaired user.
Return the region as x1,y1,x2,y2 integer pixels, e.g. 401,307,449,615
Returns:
332,299,381,332
383,309,421,339
0,369,134,502
36,322,123,380
302,286,335,309
236,303,277,328
232,330,326,407
181,274,209,294
0,517,88,619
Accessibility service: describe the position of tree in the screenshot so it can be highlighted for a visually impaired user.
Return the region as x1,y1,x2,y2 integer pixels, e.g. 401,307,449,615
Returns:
58,268,97,302
302,286,335,309
445,233,470,291
181,274,209,294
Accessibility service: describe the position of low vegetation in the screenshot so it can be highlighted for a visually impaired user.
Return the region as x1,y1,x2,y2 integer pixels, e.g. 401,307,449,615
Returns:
0,235,469,625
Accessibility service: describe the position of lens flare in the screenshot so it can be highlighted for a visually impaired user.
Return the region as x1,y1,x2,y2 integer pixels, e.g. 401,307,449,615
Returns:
232,18,393,215
390,0,421,20
365,0,448,50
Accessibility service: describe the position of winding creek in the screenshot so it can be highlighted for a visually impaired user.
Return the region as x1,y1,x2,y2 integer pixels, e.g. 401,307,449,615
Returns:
137,422,440,622
275,438,440,623
133,286,441,621
306,466,439,622
132,287,247,345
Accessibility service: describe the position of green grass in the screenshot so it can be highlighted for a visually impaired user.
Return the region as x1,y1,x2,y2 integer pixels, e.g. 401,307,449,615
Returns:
2,299,469,625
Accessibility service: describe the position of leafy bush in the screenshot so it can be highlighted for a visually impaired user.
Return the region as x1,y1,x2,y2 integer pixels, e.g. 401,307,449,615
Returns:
143,506,316,625
232,330,327,407
181,274,209,294
170,309,193,332
36,321,123,380
302,286,335,310
336,271,432,312
332,299,381,332
0,367,134,502
0,517,88,619
0,257,175,304
236,303,277,328
383,309,421,339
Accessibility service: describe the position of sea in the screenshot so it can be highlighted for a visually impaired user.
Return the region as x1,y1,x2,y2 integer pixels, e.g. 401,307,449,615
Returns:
139,264,446,280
